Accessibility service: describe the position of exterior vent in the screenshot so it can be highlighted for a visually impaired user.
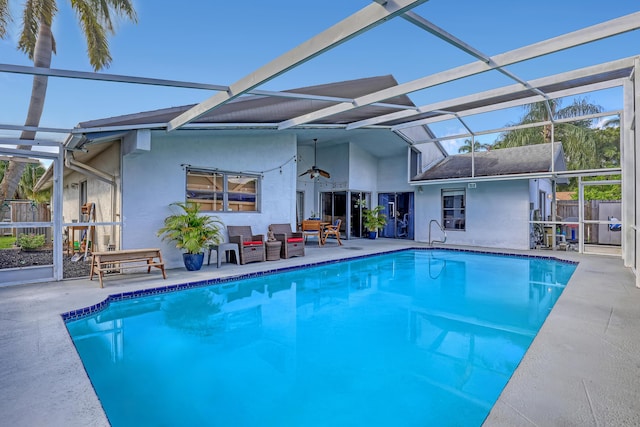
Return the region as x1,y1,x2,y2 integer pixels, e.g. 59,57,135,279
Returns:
468,183,477,189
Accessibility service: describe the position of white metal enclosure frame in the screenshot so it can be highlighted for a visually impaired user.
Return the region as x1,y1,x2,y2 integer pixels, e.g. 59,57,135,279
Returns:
0,2,638,286
0,144,64,284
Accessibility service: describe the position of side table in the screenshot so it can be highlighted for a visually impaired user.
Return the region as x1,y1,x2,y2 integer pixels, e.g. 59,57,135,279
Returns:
265,240,282,261
208,242,240,268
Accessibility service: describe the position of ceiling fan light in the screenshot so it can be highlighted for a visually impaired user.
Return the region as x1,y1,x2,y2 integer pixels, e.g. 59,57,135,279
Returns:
311,170,319,178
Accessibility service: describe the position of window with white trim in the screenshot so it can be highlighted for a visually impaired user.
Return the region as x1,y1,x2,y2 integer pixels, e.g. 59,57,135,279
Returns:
442,189,465,230
186,168,259,212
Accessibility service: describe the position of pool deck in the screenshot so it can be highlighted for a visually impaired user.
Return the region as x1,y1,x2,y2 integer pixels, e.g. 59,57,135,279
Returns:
0,239,638,426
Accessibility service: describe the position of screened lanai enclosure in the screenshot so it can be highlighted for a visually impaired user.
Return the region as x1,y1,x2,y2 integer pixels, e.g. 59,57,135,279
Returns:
0,1,639,287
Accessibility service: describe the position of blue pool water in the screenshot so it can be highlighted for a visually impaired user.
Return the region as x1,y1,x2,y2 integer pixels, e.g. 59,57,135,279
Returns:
65,249,576,426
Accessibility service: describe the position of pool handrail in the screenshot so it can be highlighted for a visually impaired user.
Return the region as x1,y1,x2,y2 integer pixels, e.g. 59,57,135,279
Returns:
427,251,447,279
429,219,447,246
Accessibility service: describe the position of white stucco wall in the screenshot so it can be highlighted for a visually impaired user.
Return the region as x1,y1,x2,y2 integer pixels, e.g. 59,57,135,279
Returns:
529,178,553,220
295,144,316,218
377,153,413,193
348,144,377,190
415,180,530,250
62,143,120,252
122,132,297,268
100,127,538,268
313,144,350,211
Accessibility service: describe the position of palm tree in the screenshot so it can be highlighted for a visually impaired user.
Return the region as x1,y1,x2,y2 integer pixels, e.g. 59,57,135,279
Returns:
494,98,603,170
0,0,137,205
18,162,50,202
599,116,620,128
458,139,492,153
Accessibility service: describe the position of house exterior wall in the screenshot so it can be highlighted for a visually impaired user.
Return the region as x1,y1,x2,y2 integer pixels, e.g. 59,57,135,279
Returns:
296,143,353,218
348,144,377,191
67,129,540,268
415,180,530,250
121,132,297,268
62,143,120,252
529,178,553,220
295,144,316,218
377,153,413,193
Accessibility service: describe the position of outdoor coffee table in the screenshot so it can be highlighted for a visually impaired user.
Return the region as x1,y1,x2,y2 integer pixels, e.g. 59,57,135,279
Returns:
208,242,240,268
265,240,282,261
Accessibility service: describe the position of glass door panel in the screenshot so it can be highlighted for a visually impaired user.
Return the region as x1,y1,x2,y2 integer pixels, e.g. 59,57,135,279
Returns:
378,192,414,239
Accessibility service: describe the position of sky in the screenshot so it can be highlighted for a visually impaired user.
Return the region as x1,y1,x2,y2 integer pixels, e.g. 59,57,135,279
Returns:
1,0,639,154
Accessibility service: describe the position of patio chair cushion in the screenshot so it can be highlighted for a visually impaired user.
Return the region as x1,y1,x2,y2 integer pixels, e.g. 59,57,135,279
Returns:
243,240,264,246
287,237,303,243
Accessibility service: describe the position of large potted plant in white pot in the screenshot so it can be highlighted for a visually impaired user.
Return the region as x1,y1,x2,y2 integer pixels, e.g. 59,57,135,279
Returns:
157,202,224,271
363,205,387,239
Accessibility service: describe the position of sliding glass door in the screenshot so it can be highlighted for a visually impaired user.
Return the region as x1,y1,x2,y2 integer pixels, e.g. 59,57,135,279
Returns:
320,191,347,236
378,192,414,239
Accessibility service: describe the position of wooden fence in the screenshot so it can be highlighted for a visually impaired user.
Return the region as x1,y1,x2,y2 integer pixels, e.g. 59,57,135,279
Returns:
0,201,51,239
556,200,621,244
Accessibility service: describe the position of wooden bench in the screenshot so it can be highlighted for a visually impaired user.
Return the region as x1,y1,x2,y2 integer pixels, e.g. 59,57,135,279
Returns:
90,248,167,288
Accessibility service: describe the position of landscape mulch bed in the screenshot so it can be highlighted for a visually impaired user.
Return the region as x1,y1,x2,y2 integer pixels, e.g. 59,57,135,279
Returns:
0,248,92,279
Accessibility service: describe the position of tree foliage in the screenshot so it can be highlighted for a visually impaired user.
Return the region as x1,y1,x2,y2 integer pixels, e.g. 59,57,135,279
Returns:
0,161,50,202
494,98,604,170
0,0,137,205
582,184,621,201
458,139,493,153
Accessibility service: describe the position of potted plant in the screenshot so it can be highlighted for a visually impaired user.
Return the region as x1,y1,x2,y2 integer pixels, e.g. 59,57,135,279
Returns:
157,202,224,271
363,205,387,239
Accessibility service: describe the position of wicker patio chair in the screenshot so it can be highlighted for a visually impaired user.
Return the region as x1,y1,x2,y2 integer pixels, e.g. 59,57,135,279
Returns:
227,226,265,264
269,223,305,258
321,219,343,246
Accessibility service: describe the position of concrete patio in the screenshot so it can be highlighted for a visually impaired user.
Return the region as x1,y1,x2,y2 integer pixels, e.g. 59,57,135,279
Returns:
0,239,638,426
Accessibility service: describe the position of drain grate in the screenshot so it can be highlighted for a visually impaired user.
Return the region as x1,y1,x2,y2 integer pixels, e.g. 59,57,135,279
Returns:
341,246,363,250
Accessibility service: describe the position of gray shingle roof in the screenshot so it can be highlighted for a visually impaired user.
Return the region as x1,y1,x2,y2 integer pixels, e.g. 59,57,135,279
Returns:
413,143,566,181
77,75,415,129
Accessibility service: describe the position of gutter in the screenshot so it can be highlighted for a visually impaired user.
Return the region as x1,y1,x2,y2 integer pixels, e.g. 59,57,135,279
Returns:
410,168,621,186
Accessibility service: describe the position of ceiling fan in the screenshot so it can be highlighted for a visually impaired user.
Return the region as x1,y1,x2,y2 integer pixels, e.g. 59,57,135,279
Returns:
299,138,330,179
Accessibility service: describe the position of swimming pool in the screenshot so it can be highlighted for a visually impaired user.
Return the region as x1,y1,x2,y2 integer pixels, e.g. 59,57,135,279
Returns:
65,249,576,426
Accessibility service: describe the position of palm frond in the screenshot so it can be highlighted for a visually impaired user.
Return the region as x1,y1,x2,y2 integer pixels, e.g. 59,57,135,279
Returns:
0,0,12,39
107,0,138,23
557,123,598,170
72,0,111,70
521,100,558,123
71,0,136,70
18,0,39,58
495,126,544,148
17,0,57,58
556,98,602,121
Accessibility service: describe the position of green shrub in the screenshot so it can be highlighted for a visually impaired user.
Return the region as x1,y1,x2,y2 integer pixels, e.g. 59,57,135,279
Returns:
17,233,46,250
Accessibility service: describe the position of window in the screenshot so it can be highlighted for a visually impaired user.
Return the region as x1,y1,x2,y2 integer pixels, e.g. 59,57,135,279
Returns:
410,147,422,179
186,168,259,212
442,189,465,230
79,180,87,218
